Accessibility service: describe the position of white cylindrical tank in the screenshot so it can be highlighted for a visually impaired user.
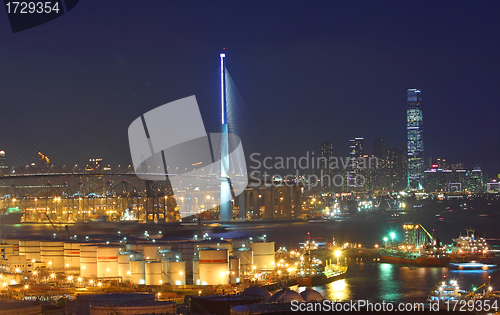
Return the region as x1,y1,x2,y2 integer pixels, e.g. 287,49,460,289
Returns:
231,239,249,250
168,261,185,285
80,245,98,278
88,300,176,315
118,251,142,282
145,261,162,286
158,249,182,261
64,242,81,271
161,259,169,284
235,249,253,275
0,301,42,315
40,241,64,269
19,240,40,262
143,244,170,261
97,246,119,278
130,259,145,285
198,249,229,285
229,257,240,284
192,260,200,285
249,242,274,270
125,243,143,253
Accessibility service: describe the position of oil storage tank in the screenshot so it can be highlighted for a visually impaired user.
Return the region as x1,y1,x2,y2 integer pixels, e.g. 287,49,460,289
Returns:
80,245,98,278
96,246,119,278
75,293,154,315
118,251,142,282
145,261,162,286
168,261,186,285
158,249,182,261
248,242,274,271
64,242,81,271
193,260,200,285
198,249,229,285
143,244,170,260
19,240,40,262
234,248,253,275
40,241,64,270
130,259,145,285
229,257,240,284
0,300,42,315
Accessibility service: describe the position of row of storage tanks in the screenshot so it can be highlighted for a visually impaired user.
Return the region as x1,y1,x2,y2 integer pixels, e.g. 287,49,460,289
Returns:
10,238,276,286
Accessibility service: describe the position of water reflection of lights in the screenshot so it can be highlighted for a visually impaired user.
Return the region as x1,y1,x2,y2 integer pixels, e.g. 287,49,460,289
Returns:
331,279,345,291
326,279,349,301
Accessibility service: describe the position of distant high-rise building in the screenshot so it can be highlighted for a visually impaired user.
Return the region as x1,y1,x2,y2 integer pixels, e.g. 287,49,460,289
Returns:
320,142,334,191
373,137,387,160
387,148,406,191
349,138,364,189
349,138,364,166
468,167,484,192
0,150,7,174
407,89,424,190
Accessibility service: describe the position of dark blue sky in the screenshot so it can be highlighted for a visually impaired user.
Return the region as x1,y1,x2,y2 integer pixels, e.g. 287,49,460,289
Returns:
0,1,498,175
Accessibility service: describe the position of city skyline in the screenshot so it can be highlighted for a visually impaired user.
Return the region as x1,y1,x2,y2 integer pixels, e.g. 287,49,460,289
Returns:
0,1,498,177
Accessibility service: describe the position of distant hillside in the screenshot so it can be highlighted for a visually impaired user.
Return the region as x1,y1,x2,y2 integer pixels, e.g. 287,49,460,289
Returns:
464,134,500,179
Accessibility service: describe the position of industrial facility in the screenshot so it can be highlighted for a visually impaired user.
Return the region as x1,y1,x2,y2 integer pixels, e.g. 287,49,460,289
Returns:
0,232,275,291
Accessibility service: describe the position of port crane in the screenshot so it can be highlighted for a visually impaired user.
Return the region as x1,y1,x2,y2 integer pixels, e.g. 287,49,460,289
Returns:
44,213,70,238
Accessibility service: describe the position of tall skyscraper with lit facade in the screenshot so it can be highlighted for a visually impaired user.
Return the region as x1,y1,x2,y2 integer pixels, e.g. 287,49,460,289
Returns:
407,89,424,190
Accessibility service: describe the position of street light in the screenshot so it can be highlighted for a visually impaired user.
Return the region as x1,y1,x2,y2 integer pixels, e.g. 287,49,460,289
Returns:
383,237,388,247
390,233,395,246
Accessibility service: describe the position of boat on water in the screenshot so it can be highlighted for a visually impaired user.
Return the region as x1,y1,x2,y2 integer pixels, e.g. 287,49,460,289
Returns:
380,223,451,267
380,248,451,267
449,262,497,270
447,229,495,264
427,278,472,309
428,276,500,310
296,262,348,287
295,238,348,286
0,207,23,224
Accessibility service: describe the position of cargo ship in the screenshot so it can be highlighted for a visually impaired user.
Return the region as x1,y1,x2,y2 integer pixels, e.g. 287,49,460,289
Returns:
295,239,348,286
296,261,348,287
380,223,451,267
380,248,451,267
447,229,495,264
0,207,23,224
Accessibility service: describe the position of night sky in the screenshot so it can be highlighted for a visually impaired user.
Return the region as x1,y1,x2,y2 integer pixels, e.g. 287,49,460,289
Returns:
0,1,499,175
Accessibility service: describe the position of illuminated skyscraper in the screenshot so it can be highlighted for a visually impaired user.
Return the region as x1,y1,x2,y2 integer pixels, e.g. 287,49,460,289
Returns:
407,89,424,190
0,150,7,174
321,142,333,191
349,137,364,188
